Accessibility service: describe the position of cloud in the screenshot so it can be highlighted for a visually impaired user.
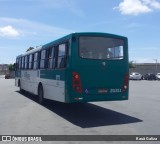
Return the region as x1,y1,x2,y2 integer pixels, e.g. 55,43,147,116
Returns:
114,0,160,16
143,0,160,8
0,25,20,37
0,17,73,39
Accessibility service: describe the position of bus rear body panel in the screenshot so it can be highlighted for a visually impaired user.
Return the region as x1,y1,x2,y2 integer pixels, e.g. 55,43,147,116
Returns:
70,61,129,103
68,33,129,103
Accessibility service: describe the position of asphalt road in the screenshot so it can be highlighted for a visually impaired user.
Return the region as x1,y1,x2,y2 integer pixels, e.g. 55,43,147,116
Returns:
0,78,160,144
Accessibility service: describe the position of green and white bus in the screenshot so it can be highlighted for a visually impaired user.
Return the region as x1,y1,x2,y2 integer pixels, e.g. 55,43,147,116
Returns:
15,32,129,104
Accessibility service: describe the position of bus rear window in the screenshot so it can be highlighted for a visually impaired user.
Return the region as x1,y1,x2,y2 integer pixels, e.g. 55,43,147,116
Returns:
79,36,124,60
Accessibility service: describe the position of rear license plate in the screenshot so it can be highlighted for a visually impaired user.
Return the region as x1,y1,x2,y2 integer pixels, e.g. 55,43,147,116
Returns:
98,89,108,93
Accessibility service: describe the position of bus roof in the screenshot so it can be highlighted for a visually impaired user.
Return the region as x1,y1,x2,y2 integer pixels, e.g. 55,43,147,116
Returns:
16,32,127,58
42,32,127,49
42,33,73,49
16,46,42,58
73,32,127,38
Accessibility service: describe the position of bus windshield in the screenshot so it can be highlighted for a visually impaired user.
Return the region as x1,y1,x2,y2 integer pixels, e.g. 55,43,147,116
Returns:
79,36,124,60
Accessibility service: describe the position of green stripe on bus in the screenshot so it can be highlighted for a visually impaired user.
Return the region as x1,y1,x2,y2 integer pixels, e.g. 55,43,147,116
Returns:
40,69,65,80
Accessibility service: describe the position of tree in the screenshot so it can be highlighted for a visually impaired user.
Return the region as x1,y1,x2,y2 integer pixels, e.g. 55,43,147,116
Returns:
8,64,14,71
26,47,34,52
129,61,135,68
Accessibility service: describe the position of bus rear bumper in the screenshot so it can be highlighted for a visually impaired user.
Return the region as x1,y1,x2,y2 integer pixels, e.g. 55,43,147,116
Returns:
68,93,129,103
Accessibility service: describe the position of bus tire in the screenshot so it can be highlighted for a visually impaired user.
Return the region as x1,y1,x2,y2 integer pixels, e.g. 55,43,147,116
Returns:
38,84,44,105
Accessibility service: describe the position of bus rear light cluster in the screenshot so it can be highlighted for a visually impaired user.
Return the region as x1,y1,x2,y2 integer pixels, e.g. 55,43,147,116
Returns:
122,74,129,92
74,97,83,100
72,72,82,93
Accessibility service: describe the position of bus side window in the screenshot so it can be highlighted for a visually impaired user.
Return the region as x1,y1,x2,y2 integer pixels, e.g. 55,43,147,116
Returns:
38,51,41,69
54,46,58,68
57,43,68,69
21,57,24,69
27,55,29,69
40,50,46,69
24,56,28,69
23,57,25,69
33,52,38,69
47,47,55,69
29,54,33,69
52,47,56,69
32,54,34,69
19,57,21,70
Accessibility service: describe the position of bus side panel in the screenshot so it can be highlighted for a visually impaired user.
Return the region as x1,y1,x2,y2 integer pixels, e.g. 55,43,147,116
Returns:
40,70,65,102
20,70,39,94
64,67,73,103
15,69,21,87
42,79,65,102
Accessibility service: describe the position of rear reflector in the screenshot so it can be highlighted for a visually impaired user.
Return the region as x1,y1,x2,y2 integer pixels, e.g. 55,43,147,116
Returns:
122,74,129,92
72,72,82,93
74,97,83,100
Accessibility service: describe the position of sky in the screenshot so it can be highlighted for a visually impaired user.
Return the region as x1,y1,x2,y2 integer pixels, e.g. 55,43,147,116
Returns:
0,0,160,64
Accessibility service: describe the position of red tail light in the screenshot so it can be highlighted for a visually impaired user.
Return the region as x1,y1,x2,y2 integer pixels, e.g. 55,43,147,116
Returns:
122,74,129,92
72,72,82,93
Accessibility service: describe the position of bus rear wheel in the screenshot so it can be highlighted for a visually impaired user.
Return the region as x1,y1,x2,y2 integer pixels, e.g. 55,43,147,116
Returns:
38,85,44,105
